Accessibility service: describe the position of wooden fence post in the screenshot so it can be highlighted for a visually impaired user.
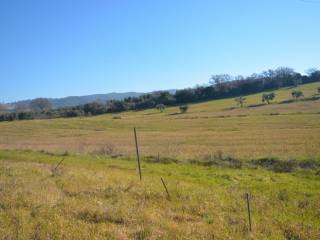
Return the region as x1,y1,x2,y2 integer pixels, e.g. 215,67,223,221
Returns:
134,127,142,180
52,158,65,175
161,177,171,200
245,192,252,232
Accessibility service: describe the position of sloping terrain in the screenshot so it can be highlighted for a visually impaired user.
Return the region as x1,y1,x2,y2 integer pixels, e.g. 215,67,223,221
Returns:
0,82,319,161
0,83,320,239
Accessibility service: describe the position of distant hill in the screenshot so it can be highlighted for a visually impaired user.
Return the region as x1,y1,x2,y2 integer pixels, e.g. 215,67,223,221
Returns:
7,90,177,109
8,92,144,109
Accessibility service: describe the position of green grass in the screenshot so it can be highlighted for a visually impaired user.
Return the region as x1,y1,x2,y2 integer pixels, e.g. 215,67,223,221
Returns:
1,82,320,239
0,150,320,239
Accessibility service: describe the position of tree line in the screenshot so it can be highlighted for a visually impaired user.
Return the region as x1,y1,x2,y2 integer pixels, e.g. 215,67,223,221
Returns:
0,67,319,122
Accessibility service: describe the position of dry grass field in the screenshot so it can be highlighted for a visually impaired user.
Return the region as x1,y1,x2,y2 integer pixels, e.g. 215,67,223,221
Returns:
0,82,319,161
1,82,320,239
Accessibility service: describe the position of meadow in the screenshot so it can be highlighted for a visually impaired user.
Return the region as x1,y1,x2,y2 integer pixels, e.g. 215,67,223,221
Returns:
0,82,319,161
0,150,319,239
1,82,320,239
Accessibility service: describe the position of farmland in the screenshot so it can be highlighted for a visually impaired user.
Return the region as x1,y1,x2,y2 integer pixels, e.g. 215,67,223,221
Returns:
0,82,319,161
1,82,320,239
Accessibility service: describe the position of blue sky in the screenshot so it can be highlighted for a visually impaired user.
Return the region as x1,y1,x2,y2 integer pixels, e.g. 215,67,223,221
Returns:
0,0,319,102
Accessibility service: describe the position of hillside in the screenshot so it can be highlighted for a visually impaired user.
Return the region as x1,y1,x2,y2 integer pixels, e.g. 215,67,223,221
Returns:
8,92,145,109
1,82,320,239
0,82,319,161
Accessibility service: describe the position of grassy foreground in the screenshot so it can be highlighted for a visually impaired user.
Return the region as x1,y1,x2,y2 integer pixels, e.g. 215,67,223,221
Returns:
0,82,320,161
0,150,319,239
0,82,320,239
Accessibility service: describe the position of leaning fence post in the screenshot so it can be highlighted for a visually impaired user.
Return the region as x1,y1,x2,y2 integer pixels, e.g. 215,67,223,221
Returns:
134,127,142,180
245,192,252,232
161,177,171,200
52,158,65,175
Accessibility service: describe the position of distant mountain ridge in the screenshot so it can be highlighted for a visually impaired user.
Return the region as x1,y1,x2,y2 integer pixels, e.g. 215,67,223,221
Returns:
8,92,144,109
7,90,177,109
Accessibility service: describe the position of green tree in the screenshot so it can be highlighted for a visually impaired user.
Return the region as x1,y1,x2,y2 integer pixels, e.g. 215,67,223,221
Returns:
291,90,304,100
179,105,189,113
262,93,276,104
156,104,166,112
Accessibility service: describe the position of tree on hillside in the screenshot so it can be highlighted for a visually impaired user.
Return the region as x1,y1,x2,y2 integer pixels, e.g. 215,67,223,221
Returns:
234,96,246,108
106,100,126,113
317,87,320,95
156,104,166,112
306,68,320,83
175,89,196,103
210,74,232,92
30,98,52,111
291,90,304,100
210,74,232,85
262,93,275,104
179,105,189,113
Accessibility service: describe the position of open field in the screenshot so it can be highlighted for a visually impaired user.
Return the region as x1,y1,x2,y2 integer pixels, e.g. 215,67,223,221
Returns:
1,83,320,239
0,82,320,161
0,150,319,239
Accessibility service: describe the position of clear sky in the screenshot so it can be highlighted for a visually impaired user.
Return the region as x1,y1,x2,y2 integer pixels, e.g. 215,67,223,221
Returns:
1,0,319,102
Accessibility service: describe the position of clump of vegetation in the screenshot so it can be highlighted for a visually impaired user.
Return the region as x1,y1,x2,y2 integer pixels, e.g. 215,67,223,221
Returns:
291,90,304,100
251,158,297,173
179,105,189,113
78,210,125,224
278,189,289,202
199,151,242,169
156,104,166,112
262,92,276,104
144,155,178,164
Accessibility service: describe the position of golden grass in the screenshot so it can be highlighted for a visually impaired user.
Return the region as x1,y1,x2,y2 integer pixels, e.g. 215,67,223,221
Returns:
0,82,319,161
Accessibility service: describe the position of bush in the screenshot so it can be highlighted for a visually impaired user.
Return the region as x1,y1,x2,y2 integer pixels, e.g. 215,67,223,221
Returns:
156,104,166,112
179,105,189,113
252,158,297,173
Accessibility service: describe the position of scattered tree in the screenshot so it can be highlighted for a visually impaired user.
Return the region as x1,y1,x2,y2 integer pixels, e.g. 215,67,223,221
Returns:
234,96,246,108
179,105,189,113
156,104,166,112
291,90,304,100
317,87,320,95
306,68,320,83
29,98,52,111
262,93,276,104
210,74,232,92
1,66,320,122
